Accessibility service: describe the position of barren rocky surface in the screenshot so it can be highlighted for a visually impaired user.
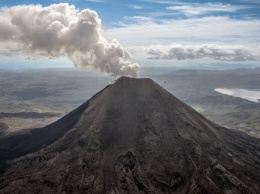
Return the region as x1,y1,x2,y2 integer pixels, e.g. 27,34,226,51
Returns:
0,123,8,133
0,77,259,194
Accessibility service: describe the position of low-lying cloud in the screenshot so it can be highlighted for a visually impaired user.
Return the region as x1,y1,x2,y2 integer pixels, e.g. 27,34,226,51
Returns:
0,3,140,77
147,44,260,61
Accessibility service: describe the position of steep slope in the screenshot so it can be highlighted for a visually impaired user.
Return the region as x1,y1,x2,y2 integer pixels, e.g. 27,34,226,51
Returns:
0,101,87,160
0,77,259,194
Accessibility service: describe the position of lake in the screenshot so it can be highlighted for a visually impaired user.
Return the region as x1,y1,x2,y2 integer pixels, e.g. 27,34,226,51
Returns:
215,88,260,103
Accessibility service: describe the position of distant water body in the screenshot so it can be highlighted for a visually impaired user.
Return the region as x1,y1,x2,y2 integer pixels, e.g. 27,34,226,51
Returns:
215,88,260,103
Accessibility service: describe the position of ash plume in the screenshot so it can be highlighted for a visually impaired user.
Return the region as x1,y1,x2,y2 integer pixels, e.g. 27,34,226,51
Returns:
0,3,140,77
147,44,260,61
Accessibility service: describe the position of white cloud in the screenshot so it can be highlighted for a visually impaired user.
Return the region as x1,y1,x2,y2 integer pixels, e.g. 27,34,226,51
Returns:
106,16,260,46
122,16,154,24
146,44,260,61
128,5,144,10
167,3,252,16
0,3,140,77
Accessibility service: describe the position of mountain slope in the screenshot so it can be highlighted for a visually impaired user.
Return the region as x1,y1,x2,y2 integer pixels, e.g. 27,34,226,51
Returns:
0,77,259,194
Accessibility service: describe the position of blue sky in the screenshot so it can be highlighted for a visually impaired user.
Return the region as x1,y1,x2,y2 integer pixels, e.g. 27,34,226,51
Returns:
1,0,259,27
0,0,260,70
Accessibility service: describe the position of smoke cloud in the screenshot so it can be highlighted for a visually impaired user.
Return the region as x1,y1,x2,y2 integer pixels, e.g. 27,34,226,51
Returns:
147,44,260,61
0,3,140,77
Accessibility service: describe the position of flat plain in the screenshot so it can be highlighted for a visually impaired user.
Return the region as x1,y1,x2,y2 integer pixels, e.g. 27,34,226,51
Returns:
0,67,259,137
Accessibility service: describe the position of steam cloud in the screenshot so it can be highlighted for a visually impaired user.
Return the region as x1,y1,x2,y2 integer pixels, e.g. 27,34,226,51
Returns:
147,44,260,61
0,3,140,77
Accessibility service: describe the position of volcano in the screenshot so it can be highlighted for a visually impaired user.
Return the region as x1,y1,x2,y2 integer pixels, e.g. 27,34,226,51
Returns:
0,77,259,194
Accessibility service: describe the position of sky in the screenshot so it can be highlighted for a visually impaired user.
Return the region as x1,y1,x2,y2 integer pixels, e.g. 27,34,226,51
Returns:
0,0,260,71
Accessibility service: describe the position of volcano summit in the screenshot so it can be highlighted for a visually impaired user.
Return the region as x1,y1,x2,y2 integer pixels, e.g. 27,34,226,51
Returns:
0,77,259,194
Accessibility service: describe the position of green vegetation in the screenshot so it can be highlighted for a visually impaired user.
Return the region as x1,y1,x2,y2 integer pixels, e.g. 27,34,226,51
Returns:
191,104,205,113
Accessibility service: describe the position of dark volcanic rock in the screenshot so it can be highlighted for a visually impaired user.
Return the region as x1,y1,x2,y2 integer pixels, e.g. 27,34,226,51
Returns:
0,122,8,133
0,77,259,194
